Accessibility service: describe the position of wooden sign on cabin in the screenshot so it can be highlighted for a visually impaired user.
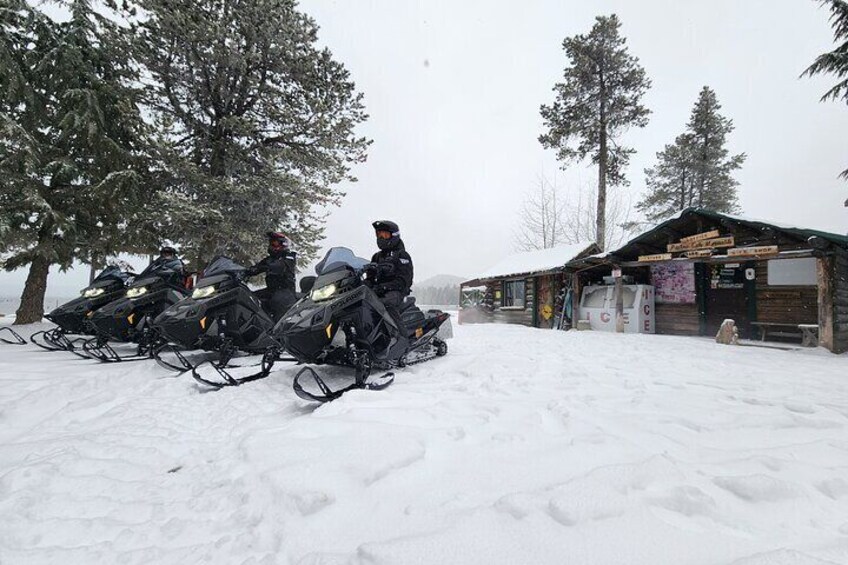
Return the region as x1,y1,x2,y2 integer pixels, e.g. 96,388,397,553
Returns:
678,230,720,244
727,246,779,257
638,253,673,262
667,236,735,253
684,249,713,258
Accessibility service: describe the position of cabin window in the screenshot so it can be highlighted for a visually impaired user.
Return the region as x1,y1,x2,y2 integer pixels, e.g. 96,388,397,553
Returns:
503,280,525,308
767,258,817,286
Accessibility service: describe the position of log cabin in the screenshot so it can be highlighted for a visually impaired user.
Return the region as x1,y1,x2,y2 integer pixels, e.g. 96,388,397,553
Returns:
459,242,599,328
564,208,848,353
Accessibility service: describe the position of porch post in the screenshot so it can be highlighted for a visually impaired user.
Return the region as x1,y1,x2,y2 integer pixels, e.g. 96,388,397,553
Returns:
817,256,835,352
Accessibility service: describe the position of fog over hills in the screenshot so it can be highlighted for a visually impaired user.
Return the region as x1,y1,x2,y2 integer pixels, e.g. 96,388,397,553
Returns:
414,274,465,306
415,274,466,288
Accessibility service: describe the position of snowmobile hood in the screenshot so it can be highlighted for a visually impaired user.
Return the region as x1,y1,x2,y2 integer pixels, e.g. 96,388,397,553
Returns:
89,283,188,341
45,280,129,334
153,298,210,348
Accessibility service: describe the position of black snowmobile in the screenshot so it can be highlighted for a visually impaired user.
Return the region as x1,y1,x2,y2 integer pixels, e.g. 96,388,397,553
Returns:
273,247,452,403
152,256,302,383
26,266,134,355
84,260,189,362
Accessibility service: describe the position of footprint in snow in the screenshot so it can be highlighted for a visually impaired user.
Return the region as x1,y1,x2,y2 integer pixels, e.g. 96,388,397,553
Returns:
815,477,848,500
783,402,817,414
289,491,335,516
712,474,799,503
648,485,717,518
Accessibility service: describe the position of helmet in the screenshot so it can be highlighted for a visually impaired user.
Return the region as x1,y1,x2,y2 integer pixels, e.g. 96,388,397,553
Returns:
159,245,177,257
267,231,290,255
373,220,400,251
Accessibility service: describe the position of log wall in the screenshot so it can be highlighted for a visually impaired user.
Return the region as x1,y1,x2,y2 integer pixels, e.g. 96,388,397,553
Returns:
832,249,848,353
654,303,700,335
754,261,818,325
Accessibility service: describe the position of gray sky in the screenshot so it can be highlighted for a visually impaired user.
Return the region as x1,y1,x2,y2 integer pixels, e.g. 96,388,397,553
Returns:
1,0,846,296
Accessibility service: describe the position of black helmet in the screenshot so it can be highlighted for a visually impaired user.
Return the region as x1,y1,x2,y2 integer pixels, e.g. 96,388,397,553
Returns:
266,231,290,255
159,245,177,257
373,220,401,251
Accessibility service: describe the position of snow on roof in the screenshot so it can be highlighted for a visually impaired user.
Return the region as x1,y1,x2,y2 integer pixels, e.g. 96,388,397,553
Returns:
475,242,596,280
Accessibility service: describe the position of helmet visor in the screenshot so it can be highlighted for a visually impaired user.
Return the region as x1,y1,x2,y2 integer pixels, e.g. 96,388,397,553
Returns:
376,230,393,240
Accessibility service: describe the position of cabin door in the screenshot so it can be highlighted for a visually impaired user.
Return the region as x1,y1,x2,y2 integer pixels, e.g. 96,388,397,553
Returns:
536,276,555,329
703,263,753,338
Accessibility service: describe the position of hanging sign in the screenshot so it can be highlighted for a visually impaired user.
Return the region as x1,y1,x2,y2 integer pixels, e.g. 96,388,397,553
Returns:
638,253,673,262
667,236,735,253
727,246,779,257
679,230,720,244
684,249,713,258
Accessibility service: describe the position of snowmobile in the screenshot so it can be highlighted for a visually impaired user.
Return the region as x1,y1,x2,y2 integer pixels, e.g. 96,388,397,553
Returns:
27,266,134,355
151,256,302,383
83,260,189,362
273,247,452,403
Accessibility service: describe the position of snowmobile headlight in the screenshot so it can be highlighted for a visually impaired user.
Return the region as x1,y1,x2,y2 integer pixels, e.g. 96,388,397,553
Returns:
82,287,105,298
192,285,216,299
126,286,148,299
310,283,337,302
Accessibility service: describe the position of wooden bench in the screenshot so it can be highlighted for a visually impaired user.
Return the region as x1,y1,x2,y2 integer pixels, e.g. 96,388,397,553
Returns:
750,322,819,347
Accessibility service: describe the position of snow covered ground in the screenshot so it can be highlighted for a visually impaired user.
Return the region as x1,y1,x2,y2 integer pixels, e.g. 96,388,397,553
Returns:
1,322,848,565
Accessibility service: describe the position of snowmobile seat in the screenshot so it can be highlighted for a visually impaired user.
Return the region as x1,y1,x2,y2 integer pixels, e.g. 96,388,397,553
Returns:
401,304,425,333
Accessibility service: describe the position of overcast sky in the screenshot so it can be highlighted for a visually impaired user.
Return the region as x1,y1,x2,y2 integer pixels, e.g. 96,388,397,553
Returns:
1,0,846,296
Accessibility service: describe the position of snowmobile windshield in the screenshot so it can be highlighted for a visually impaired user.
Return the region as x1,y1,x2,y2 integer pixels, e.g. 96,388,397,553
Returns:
92,265,132,284
139,257,183,278
315,247,369,275
200,256,246,278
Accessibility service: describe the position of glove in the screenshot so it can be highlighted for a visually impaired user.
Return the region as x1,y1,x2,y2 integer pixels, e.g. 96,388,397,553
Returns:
375,283,394,296
377,263,395,276
363,263,378,276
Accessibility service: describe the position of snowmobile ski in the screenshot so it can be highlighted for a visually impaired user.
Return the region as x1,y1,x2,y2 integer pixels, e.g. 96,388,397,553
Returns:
292,366,395,403
0,326,26,345
81,335,158,363
151,343,224,373
29,328,92,358
191,347,296,389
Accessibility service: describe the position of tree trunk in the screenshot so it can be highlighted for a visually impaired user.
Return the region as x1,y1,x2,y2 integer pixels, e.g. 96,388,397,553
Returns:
14,254,50,325
597,130,608,251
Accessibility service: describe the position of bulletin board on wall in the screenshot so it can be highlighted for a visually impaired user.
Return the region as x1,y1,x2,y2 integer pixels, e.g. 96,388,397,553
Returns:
650,263,696,304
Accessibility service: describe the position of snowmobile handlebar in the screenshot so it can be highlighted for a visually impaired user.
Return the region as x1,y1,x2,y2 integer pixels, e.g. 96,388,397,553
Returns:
362,262,394,276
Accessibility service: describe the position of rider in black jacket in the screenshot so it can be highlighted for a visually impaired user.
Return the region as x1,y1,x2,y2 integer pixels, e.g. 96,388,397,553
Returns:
364,220,413,347
245,232,297,321
148,245,186,288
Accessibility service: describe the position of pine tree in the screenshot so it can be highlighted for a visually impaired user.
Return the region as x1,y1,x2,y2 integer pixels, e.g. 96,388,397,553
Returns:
686,87,746,213
0,1,149,324
637,134,696,223
636,87,745,223
803,0,848,181
130,0,371,267
539,14,651,251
